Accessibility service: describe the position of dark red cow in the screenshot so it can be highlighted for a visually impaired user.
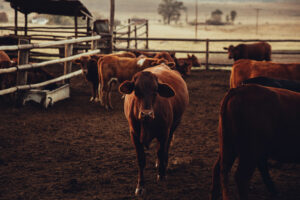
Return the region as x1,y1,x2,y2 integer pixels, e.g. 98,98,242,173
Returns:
119,64,189,196
210,84,300,200
224,41,271,61
174,54,201,76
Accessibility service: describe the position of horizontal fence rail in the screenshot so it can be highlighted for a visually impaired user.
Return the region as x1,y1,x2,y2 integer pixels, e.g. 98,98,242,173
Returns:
0,70,82,96
0,35,101,51
0,34,104,97
114,37,300,68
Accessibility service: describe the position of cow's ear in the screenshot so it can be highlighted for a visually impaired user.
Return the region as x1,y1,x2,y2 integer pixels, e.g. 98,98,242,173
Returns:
223,47,228,50
158,83,175,98
119,80,134,94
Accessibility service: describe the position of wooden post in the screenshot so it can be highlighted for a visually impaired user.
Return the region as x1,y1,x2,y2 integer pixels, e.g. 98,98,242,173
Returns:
87,18,91,35
64,42,73,84
205,39,209,70
91,32,97,50
16,39,29,104
195,0,198,39
134,25,137,49
127,19,131,49
145,20,149,49
14,8,18,35
24,13,28,36
74,16,78,38
110,0,115,35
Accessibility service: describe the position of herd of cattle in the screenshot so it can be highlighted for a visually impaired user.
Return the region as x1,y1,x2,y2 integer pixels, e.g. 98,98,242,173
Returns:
0,41,300,199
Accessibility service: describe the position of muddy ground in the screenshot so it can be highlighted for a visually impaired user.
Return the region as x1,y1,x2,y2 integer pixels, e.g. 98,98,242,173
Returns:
0,69,299,200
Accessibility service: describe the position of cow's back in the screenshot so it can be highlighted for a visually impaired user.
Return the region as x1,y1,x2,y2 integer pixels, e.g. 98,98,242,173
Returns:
230,59,300,88
246,42,271,61
221,84,300,162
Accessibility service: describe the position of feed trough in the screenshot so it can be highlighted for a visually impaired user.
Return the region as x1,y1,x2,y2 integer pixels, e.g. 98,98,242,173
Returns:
23,84,70,108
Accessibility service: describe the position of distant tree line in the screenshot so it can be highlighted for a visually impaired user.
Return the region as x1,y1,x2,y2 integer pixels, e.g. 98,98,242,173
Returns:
206,9,237,25
158,0,186,24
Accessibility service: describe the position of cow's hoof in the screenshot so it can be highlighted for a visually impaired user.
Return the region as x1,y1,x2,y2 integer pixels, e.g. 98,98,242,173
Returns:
89,97,94,102
94,97,100,102
135,186,145,196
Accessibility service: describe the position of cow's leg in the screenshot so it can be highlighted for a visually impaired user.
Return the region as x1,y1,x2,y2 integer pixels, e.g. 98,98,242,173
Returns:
93,82,99,102
257,159,278,195
220,150,236,200
156,137,167,181
210,156,221,200
131,132,146,196
234,157,256,200
107,79,116,110
98,83,104,105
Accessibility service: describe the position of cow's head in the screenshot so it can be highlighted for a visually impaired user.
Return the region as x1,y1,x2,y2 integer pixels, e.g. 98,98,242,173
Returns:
176,59,192,76
224,45,236,59
119,71,175,121
73,56,98,78
187,54,201,67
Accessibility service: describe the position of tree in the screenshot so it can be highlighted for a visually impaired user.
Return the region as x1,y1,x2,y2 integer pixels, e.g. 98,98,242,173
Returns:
158,0,186,24
230,10,237,23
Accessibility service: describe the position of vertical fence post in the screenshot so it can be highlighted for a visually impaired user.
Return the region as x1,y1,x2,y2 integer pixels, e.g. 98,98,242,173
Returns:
14,8,18,36
64,41,73,84
134,25,137,49
16,39,29,104
145,20,149,49
91,32,98,50
205,39,209,70
127,19,131,49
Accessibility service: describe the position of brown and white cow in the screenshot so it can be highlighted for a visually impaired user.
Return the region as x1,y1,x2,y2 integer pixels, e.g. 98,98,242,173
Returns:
224,41,271,61
210,84,300,200
230,59,300,88
98,55,173,110
119,64,189,196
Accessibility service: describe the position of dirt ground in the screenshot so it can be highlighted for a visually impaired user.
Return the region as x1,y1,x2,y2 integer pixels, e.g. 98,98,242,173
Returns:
0,69,299,200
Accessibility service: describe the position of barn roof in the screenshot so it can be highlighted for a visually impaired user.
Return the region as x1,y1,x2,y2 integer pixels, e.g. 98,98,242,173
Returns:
5,0,92,18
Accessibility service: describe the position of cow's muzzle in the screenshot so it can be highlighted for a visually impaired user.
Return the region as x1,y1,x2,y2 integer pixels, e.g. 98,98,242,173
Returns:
138,109,155,121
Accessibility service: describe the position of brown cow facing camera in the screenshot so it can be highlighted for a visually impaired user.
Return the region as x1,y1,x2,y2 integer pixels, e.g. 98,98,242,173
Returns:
210,84,300,200
224,41,271,61
74,55,99,102
119,64,189,196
